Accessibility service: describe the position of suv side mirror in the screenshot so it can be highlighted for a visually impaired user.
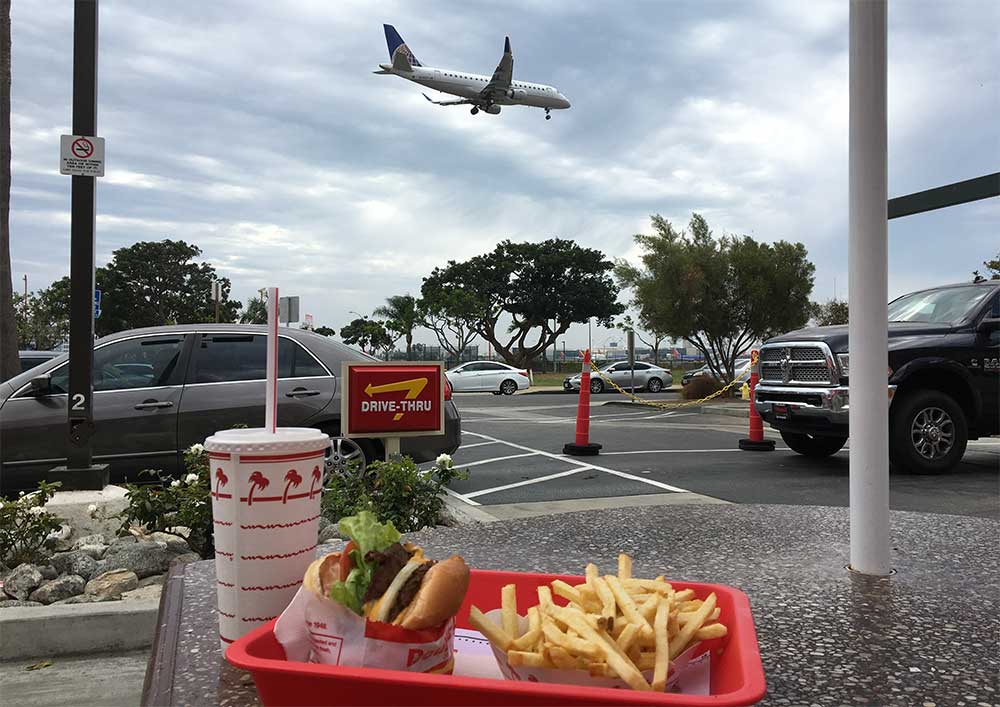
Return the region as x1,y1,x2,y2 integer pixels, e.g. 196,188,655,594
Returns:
29,374,52,396
976,317,1000,334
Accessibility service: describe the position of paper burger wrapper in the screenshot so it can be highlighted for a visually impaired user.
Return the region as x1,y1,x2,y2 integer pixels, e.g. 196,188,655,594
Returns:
273,557,456,674
483,609,714,692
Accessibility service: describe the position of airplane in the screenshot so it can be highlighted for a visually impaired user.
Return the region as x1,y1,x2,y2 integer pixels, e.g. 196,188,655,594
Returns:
374,24,571,120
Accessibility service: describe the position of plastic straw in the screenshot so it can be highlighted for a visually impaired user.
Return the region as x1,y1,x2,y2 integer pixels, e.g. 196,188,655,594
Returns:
265,286,279,434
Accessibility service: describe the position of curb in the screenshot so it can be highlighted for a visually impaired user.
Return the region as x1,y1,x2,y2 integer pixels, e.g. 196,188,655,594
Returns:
442,492,498,524
0,598,160,660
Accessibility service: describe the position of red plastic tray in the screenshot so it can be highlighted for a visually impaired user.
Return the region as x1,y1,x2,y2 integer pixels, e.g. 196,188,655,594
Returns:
226,569,766,706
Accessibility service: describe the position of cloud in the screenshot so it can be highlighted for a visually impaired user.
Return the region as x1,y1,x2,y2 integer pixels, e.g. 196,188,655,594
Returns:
8,0,998,350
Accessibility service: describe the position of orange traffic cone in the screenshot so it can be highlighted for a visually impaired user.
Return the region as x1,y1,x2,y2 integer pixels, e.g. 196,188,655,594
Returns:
563,349,602,456
739,350,775,451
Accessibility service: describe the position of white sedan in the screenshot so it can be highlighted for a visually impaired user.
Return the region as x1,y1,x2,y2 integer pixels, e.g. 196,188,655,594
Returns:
445,361,531,395
564,361,672,394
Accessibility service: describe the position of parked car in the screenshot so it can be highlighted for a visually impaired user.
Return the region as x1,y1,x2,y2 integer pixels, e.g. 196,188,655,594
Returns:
8,351,60,380
0,325,461,493
680,359,751,387
564,361,672,394
445,360,530,395
755,281,999,474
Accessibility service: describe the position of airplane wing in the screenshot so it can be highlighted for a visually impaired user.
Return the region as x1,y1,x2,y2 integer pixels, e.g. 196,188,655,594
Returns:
422,93,476,106
480,36,513,102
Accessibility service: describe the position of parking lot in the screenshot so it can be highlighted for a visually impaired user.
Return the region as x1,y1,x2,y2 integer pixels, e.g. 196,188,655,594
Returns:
441,391,1000,520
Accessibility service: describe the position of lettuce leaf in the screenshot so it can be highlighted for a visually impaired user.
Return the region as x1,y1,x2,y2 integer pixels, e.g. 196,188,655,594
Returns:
327,512,402,614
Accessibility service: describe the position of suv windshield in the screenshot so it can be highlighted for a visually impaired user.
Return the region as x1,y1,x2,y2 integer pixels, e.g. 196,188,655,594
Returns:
887,286,993,325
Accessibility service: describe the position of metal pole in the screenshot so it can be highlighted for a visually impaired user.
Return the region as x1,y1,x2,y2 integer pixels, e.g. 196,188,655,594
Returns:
848,0,890,576
66,0,99,471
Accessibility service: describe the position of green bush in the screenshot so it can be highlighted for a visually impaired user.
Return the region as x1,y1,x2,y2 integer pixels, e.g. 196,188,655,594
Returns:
118,444,214,558
322,454,468,533
0,482,64,567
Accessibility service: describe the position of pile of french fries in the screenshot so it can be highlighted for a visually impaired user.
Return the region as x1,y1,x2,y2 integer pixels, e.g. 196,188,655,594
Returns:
468,554,727,692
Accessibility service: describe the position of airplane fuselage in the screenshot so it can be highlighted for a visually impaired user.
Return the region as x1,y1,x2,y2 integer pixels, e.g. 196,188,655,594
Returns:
379,64,571,110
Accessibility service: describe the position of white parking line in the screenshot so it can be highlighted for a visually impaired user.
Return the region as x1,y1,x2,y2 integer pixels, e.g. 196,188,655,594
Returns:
599,449,746,456
442,486,482,507
465,466,592,499
460,440,502,449
463,432,691,494
462,452,539,469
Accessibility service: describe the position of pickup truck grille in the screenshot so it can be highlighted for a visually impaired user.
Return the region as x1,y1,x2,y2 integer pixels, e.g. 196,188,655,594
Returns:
759,344,835,386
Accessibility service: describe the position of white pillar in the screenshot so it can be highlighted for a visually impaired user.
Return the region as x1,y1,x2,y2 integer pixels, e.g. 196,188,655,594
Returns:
848,0,890,576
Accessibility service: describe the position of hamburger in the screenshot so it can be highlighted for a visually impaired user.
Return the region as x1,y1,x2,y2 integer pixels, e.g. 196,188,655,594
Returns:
305,511,469,629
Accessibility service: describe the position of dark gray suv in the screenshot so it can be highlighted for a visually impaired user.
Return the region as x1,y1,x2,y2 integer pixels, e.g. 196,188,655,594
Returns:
0,325,461,493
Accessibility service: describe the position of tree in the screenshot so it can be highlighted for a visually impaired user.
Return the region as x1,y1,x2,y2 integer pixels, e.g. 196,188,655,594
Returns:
615,214,815,382
419,290,479,363
811,299,849,326
313,325,336,337
240,295,267,324
340,316,395,359
614,313,670,365
373,295,422,359
95,240,240,335
973,251,1000,282
422,239,623,368
15,278,72,350
0,0,18,379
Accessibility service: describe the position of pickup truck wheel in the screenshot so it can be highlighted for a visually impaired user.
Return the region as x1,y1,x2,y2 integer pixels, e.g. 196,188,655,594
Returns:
779,431,847,458
890,389,967,474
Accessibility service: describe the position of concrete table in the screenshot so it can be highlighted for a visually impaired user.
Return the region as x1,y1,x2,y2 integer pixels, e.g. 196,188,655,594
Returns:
141,504,999,706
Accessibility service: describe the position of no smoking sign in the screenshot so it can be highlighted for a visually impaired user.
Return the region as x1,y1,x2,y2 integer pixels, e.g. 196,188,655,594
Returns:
60,134,105,176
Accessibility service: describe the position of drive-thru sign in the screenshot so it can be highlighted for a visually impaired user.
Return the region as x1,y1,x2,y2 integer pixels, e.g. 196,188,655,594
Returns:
342,362,445,439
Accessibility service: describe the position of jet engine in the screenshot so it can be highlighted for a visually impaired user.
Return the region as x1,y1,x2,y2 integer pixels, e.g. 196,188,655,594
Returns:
483,105,502,115
506,88,527,101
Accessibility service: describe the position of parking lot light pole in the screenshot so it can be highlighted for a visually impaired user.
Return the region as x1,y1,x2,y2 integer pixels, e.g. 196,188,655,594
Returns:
848,0,890,576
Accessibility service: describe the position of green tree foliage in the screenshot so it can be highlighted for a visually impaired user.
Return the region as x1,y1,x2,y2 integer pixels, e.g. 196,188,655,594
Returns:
313,325,336,337
422,239,623,368
615,214,815,382
95,240,240,335
373,294,422,358
240,295,268,324
811,299,849,326
973,251,1000,282
14,277,71,350
340,316,395,359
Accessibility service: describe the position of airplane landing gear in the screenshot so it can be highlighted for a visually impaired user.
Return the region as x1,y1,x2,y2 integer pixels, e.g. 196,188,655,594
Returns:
471,106,479,115
545,108,551,120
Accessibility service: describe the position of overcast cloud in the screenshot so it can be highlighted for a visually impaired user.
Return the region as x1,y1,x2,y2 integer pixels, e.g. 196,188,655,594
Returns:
9,0,999,350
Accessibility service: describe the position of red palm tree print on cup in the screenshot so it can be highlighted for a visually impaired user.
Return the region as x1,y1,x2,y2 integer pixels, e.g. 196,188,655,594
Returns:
308,466,322,499
247,471,270,506
214,468,229,498
282,469,303,504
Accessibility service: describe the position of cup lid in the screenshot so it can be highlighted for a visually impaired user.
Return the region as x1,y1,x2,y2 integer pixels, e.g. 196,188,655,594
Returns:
203,427,329,455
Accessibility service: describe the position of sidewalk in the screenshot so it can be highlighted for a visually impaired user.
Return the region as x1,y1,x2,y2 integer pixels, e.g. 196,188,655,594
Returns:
0,649,148,707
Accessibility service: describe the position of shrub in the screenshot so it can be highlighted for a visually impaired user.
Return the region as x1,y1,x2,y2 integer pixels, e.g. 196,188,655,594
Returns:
682,375,723,400
118,444,214,558
322,454,468,533
0,482,64,567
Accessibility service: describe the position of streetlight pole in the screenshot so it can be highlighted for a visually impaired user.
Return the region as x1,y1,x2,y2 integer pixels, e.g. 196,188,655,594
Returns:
848,0,889,576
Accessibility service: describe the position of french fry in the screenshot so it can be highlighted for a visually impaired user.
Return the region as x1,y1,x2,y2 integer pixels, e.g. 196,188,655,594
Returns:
552,580,602,613
589,576,617,633
469,606,514,651
527,606,542,650
679,607,720,625
694,622,728,641
546,604,651,691
673,589,696,603
639,593,659,624
605,576,655,639
622,578,673,594
507,650,552,668
585,563,600,583
670,592,716,659
511,623,543,650
546,645,587,670
541,620,603,659
537,584,554,612
618,553,633,579
501,584,519,639
652,596,671,691
616,622,641,653
587,662,611,678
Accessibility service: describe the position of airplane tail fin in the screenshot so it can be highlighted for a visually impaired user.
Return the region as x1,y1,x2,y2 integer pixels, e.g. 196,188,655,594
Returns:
383,24,421,70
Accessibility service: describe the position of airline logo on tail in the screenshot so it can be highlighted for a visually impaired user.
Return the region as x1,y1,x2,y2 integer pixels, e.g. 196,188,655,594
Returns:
384,24,421,67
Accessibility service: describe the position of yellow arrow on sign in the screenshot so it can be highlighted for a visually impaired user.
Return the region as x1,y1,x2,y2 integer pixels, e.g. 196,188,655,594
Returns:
364,377,429,420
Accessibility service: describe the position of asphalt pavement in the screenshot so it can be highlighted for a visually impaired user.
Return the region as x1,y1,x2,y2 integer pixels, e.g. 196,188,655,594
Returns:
443,389,1000,519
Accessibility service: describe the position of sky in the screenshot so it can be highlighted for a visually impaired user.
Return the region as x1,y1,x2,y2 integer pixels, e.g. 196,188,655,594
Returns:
9,0,999,352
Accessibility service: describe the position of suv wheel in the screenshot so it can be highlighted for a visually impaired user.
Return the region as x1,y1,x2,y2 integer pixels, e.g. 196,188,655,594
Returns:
646,377,663,393
780,431,848,458
322,435,373,485
890,389,968,474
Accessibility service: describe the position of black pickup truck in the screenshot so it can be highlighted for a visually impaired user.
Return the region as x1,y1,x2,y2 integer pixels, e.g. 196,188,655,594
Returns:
755,281,999,474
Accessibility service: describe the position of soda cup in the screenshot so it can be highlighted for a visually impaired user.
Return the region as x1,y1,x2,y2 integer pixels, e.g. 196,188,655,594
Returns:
206,427,330,649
